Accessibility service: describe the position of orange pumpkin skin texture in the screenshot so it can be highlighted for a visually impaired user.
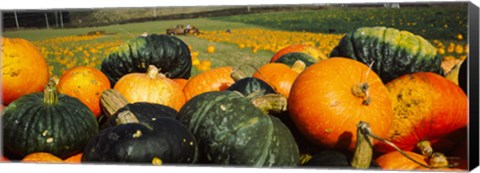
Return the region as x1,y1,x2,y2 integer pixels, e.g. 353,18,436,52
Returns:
113,66,185,111
288,57,393,150
64,153,82,163
57,66,111,117
21,152,64,163
270,44,327,63
1,37,49,105
183,66,235,100
376,72,468,153
172,78,188,90
252,62,302,98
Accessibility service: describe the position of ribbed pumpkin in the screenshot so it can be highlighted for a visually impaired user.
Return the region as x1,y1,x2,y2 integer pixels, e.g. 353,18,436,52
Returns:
101,34,192,86
177,91,299,166
2,81,98,159
57,66,111,117
1,37,50,105
375,72,468,154
330,26,443,83
270,44,327,63
183,66,235,101
113,65,185,111
252,61,306,98
288,57,393,150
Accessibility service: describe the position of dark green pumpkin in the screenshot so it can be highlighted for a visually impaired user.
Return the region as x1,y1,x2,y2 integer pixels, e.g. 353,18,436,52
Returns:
100,102,177,130
274,52,318,67
101,34,192,86
226,77,276,96
177,91,299,166
82,110,198,164
329,26,443,83
2,82,98,159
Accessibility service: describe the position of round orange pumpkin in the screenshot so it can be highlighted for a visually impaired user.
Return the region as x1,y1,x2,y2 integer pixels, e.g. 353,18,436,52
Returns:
288,57,393,150
113,65,185,111
1,37,50,105
172,78,188,90
183,66,235,101
270,44,327,63
376,72,468,154
57,66,111,117
21,152,63,163
252,61,305,98
207,45,215,53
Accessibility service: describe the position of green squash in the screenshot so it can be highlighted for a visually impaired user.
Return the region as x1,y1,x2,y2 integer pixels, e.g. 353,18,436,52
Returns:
82,89,198,164
226,77,276,97
2,81,98,159
177,91,299,167
330,26,443,83
82,111,198,164
100,102,178,130
101,34,192,86
274,52,318,67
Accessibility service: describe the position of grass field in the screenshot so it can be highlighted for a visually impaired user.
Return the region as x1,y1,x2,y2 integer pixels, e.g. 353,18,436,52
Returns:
2,5,469,78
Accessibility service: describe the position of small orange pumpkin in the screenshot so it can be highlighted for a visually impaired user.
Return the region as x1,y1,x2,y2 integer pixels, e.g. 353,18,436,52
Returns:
113,65,185,111
1,37,50,105
207,45,215,53
21,152,63,163
172,78,189,90
183,66,235,101
57,66,111,117
252,61,305,98
288,57,393,150
270,44,327,63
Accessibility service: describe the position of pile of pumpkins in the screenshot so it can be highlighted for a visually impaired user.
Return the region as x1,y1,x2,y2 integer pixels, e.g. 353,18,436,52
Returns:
1,26,469,171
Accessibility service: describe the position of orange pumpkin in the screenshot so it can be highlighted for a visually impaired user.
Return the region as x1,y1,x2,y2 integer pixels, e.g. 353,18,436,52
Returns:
57,66,111,117
376,72,468,154
1,37,50,105
113,65,185,111
376,151,464,171
252,61,305,98
207,45,215,53
270,44,327,63
288,57,393,150
183,66,235,101
172,78,188,90
21,152,63,163
64,153,82,163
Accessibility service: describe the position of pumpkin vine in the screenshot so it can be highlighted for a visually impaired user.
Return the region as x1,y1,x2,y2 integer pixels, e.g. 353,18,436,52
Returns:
357,121,457,169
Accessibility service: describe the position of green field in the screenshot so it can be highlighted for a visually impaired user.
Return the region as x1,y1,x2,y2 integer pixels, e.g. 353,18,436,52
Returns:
2,5,469,77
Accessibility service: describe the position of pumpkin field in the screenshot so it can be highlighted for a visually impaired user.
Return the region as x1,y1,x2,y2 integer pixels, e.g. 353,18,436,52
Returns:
1,4,471,171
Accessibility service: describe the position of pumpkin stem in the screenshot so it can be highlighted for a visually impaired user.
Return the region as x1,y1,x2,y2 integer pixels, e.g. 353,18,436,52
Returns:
116,110,140,125
251,93,287,114
44,78,59,105
351,121,373,169
100,89,129,118
361,124,445,169
417,140,433,158
429,152,450,168
147,65,160,79
351,83,371,106
291,60,306,73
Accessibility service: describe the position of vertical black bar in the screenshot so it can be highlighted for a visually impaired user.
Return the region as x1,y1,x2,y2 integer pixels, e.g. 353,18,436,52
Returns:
468,1,479,171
